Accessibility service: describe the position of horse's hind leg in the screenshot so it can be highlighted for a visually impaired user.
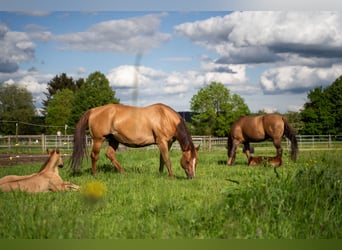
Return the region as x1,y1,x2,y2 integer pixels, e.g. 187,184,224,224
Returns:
91,139,103,175
159,153,164,173
273,138,283,166
106,140,125,173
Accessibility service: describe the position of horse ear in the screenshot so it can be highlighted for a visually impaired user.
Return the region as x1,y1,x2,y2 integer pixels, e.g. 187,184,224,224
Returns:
196,145,200,151
46,148,50,154
56,148,60,154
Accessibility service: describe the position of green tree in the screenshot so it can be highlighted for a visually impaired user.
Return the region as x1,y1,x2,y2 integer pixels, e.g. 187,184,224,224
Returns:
0,83,35,135
68,71,120,125
45,89,75,134
42,73,84,116
325,76,342,134
190,82,250,136
301,76,342,135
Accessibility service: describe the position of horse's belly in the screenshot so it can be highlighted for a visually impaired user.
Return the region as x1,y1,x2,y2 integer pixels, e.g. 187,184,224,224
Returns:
112,131,155,147
244,131,266,142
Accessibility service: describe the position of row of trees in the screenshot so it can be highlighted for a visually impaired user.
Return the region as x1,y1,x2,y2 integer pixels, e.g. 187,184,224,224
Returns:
43,72,119,132
0,71,119,135
301,76,342,134
0,71,341,136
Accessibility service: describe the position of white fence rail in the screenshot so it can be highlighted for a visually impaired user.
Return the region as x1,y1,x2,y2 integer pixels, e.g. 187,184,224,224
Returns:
0,134,341,154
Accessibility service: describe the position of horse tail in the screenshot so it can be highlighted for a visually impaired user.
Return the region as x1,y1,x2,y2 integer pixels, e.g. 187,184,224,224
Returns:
70,110,91,174
283,117,298,161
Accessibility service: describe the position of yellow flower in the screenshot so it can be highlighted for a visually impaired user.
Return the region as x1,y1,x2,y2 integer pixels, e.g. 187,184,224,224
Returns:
82,181,107,200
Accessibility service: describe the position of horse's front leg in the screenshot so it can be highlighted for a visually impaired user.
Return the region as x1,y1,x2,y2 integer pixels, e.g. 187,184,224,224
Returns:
243,142,252,160
159,141,173,174
158,141,173,178
227,139,239,165
62,181,80,191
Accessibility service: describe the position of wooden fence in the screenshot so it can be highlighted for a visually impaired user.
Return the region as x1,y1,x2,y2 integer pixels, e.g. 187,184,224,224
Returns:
0,134,341,154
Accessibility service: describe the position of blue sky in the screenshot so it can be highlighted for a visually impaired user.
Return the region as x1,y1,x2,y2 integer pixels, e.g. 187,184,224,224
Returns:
1,7,342,113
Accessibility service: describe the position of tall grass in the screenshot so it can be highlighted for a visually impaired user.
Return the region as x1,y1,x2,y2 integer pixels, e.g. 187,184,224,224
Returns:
0,148,341,238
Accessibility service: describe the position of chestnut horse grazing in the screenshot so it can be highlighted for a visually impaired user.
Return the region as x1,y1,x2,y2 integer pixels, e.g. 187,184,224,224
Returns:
0,149,80,192
70,103,199,179
227,114,298,166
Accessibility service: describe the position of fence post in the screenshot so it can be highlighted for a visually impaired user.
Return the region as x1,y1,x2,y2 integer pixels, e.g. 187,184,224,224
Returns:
328,134,332,148
41,134,45,152
208,136,212,152
312,135,314,148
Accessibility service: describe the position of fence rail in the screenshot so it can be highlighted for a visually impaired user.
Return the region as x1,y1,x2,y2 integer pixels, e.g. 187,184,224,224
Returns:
0,134,342,154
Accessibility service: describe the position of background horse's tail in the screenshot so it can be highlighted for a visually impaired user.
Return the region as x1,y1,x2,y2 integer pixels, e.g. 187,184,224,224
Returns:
227,133,233,157
283,117,298,161
70,110,90,174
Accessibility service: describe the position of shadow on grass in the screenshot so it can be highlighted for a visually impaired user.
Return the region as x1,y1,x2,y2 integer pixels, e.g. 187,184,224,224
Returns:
73,164,190,180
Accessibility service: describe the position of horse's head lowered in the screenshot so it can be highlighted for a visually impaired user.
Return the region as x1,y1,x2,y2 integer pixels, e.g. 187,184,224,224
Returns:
180,145,200,179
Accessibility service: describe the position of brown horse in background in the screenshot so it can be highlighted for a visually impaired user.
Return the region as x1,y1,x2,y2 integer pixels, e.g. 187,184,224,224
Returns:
227,114,298,166
0,149,79,192
70,103,199,179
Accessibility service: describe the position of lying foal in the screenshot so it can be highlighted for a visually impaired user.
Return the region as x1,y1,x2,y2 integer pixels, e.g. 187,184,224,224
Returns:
0,149,79,192
248,155,282,167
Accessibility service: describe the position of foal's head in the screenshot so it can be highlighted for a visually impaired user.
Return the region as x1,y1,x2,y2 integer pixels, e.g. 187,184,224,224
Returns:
47,148,64,168
39,149,64,173
180,145,200,179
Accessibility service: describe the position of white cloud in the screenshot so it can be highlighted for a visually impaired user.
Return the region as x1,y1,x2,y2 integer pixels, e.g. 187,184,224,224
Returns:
0,24,35,73
260,64,342,94
16,75,47,93
55,13,171,54
76,67,87,75
106,61,258,110
160,57,193,62
201,62,248,85
107,65,166,89
175,12,342,60
1,69,52,107
175,11,342,96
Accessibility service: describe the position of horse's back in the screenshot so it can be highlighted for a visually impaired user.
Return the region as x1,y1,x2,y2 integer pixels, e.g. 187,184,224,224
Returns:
0,175,50,192
231,115,265,141
88,103,181,145
231,114,284,141
0,174,35,185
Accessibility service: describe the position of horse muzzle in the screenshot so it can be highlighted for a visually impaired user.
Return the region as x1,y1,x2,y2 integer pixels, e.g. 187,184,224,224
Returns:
186,173,194,180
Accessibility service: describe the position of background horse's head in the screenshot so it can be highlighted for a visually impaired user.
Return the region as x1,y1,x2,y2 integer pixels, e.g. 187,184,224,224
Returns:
180,145,200,179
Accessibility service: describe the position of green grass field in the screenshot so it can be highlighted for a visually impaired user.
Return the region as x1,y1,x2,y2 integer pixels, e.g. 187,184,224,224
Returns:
0,147,341,239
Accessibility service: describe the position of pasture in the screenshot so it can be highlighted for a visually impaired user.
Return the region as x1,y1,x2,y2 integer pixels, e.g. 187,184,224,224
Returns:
0,146,341,239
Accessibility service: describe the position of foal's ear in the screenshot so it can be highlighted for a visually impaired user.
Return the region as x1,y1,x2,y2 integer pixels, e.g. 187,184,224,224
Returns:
196,145,200,151
46,148,51,154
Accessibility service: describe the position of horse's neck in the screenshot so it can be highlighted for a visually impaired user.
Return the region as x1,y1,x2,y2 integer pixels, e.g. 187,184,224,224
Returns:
175,120,193,152
39,156,58,175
